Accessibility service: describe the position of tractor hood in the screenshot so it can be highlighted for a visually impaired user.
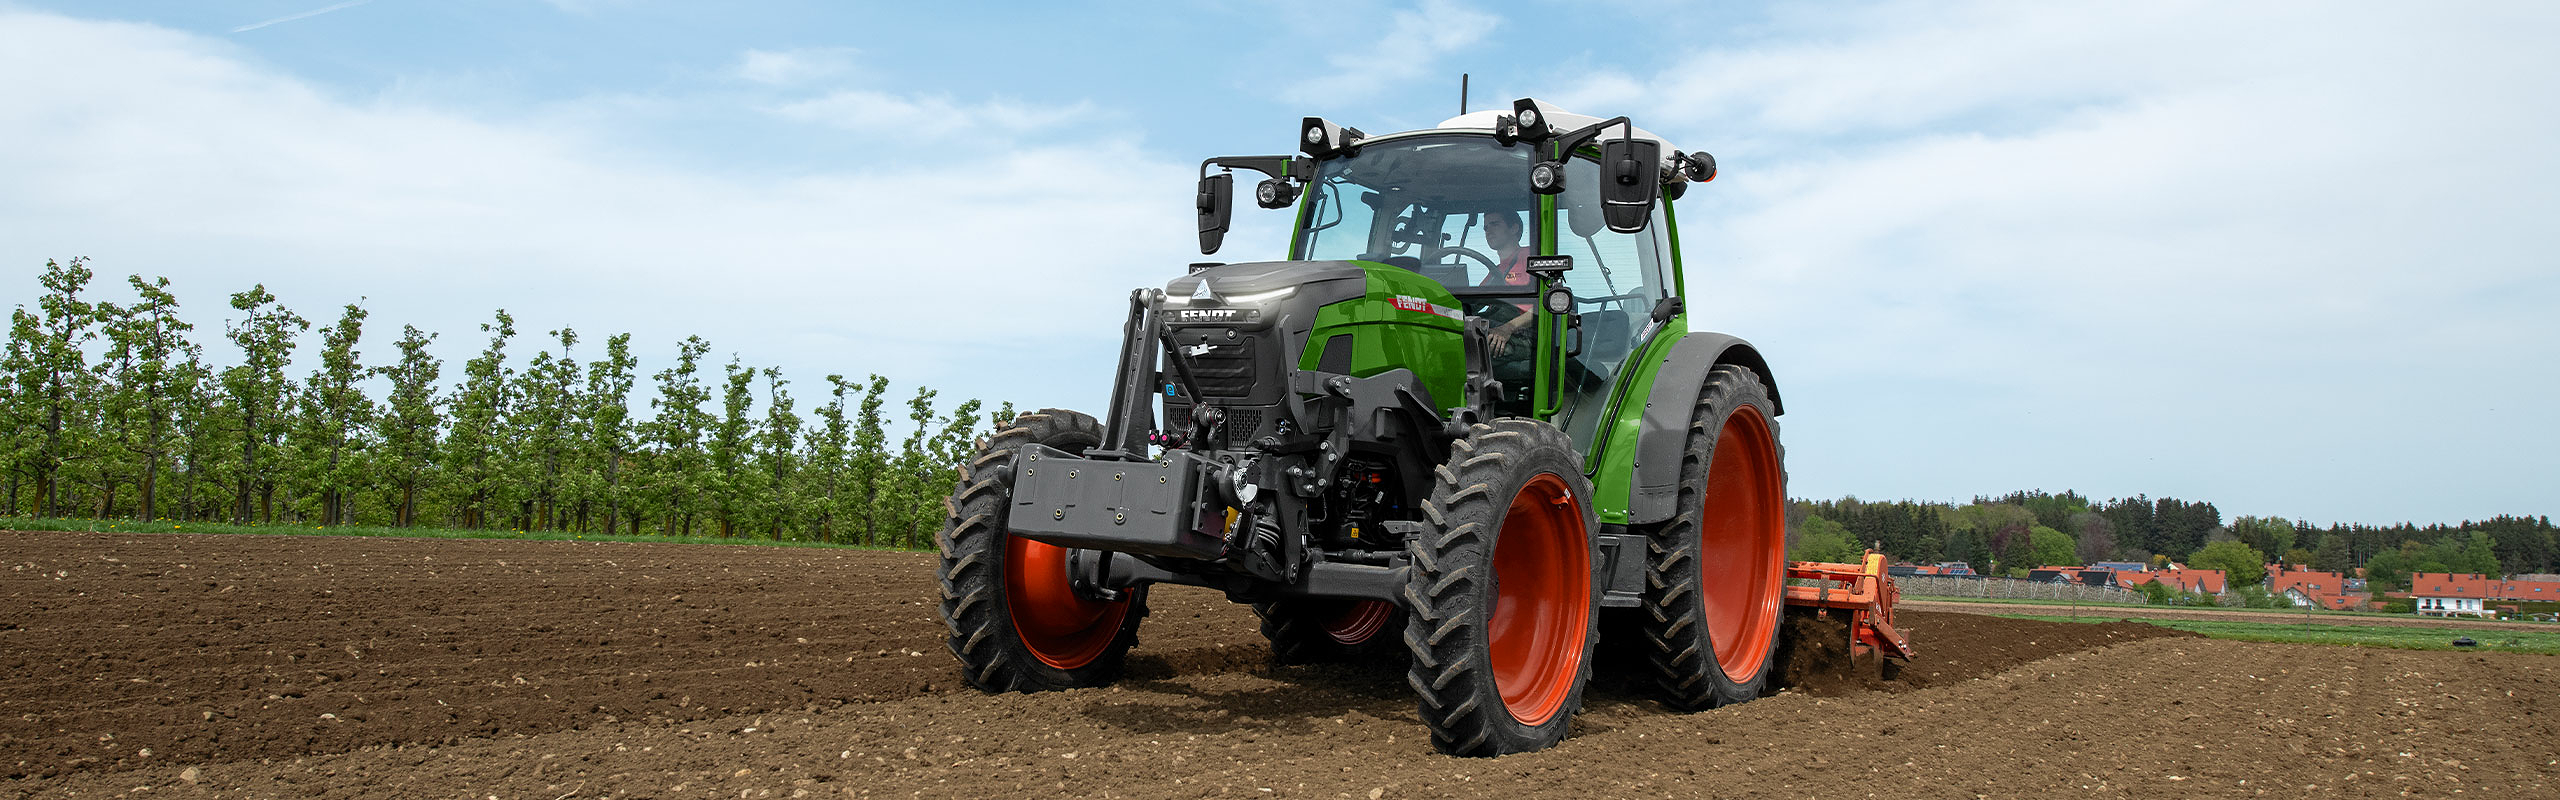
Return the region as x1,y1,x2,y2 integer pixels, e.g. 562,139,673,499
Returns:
1165,260,1366,304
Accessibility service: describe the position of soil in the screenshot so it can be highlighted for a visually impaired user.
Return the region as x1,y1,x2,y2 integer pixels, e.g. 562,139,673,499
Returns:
4,530,2554,799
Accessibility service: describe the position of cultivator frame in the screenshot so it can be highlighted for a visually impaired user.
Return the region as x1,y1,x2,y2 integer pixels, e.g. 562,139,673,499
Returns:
1783,552,1916,662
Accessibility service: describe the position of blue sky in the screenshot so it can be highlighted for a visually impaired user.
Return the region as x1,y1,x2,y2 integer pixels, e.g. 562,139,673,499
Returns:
4,1,2555,525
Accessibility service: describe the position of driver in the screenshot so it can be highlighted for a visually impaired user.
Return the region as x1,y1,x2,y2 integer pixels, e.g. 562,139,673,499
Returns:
1478,211,1536,355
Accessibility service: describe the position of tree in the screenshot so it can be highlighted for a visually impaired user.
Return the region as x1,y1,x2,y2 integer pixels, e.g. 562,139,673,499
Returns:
2310,532,2352,574
2189,539,2267,587
220,285,307,524
889,386,942,547
755,368,801,539
850,374,890,545
98,275,195,521
13,259,107,518
168,348,225,522
511,327,581,531
2454,532,2500,577
375,325,442,527
581,333,638,535
1789,515,1861,563
708,357,760,537
442,310,516,529
2071,511,2116,563
288,303,373,525
802,375,854,543
643,336,713,536
2230,516,2297,560
2028,525,2077,568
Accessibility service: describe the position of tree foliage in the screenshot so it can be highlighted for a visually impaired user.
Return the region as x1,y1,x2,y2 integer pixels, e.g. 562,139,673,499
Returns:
2,261,1003,544
2189,539,2268,586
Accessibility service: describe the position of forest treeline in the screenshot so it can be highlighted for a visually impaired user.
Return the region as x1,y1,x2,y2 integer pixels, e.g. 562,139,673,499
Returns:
4,258,1004,545
1789,489,2556,593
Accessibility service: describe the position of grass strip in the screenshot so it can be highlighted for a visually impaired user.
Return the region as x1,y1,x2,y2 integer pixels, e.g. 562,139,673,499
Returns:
1996,613,2560,655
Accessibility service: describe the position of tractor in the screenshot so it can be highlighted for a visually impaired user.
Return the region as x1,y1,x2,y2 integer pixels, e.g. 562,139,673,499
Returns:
936,98,1897,756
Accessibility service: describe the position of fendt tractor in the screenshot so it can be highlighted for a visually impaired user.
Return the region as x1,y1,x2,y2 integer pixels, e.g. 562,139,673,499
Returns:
936,98,1910,756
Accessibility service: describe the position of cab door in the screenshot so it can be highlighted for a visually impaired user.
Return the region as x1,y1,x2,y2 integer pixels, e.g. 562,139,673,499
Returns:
1536,155,1676,450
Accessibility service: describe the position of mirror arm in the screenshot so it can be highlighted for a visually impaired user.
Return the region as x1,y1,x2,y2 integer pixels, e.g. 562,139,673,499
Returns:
1200,155,1313,183
1537,116,1633,162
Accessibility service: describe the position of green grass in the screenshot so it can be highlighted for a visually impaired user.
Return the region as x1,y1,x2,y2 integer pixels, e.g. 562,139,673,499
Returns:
0,515,923,551
1995,613,2560,655
1900,594,2144,607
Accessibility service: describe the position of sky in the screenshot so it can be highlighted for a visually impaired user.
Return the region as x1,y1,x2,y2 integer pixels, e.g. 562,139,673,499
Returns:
2,1,2554,526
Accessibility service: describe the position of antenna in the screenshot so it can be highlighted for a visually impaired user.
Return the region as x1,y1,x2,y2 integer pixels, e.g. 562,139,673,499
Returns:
1460,73,1469,115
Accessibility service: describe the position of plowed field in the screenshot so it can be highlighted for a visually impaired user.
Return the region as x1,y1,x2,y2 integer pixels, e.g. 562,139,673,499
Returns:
4,530,2553,799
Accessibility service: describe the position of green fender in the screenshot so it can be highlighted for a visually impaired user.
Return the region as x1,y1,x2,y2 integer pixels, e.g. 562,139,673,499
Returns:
1609,328,1784,526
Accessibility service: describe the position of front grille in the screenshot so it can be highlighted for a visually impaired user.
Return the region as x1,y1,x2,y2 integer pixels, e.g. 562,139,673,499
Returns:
1187,338,1258,399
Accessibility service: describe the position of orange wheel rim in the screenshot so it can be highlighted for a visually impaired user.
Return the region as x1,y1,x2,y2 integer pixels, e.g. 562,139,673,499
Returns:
1488,472,1591,726
1320,599,1395,645
1698,405,1783,683
1003,534,1134,669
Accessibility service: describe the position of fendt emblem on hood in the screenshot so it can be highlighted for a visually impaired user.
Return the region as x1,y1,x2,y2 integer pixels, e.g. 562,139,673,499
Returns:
1191,280,1218,304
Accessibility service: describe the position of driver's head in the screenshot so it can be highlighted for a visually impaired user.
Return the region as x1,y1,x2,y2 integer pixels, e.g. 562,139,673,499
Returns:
1485,211,1524,248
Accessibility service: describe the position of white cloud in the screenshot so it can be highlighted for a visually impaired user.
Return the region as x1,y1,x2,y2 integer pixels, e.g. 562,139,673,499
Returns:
733,47,857,86
1546,1,2560,522
0,11,1194,422
770,90,1093,138
1284,0,1499,106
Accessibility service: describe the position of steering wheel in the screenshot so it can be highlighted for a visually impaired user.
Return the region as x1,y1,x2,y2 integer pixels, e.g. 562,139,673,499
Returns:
1430,245,1497,270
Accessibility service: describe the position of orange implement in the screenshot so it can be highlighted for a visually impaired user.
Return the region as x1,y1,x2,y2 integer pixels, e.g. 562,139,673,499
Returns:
1783,552,1915,661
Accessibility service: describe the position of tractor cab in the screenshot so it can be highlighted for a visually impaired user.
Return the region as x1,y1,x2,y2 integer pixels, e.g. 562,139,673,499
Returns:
1202,102,1708,442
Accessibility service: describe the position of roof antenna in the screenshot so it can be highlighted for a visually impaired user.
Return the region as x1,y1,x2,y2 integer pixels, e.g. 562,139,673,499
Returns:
1460,73,1470,115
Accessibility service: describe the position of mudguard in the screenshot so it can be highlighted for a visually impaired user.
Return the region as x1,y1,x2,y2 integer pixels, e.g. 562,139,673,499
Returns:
1624,331,1782,525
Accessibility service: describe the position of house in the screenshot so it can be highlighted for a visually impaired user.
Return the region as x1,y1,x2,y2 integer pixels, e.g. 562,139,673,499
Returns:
2400,573,2560,617
2269,566,2359,609
2092,561,2149,573
2409,572,2493,617
2492,575,2560,601
2118,568,2227,595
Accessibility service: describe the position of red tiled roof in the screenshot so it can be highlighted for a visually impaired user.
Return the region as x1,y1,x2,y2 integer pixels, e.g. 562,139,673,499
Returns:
2160,568,2226,595
2270,568,2346,597
2120,568,2226,594
2403,572,2560,600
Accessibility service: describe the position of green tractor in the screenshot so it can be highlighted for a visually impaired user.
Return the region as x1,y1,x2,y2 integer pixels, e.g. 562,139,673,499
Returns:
937,98,1788,756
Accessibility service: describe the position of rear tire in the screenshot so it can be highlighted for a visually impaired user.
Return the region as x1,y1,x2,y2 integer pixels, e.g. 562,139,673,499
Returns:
1637,365,1786,710
1403,419,1602,756
938,409,1146,692
1255,598,1405,665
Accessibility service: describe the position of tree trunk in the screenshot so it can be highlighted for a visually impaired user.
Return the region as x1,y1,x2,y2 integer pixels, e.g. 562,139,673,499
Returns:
138,459,159,522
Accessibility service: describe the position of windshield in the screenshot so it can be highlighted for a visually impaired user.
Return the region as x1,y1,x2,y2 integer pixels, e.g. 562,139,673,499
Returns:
1292,135,1537,294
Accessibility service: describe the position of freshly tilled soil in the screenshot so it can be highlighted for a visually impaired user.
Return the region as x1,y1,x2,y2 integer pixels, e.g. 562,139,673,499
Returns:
3,530,2553,799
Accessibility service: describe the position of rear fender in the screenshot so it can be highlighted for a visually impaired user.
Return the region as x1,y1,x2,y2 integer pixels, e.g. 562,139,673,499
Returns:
1625,332,1782,525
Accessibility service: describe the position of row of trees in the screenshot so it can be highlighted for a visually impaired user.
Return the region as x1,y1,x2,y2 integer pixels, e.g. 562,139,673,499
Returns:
1791,489,2554,593
3,258,1004,546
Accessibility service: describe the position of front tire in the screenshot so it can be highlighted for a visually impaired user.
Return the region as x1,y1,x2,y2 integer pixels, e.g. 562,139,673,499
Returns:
1637,365,1786,710
1403,419,1603,756
938,409,1146,692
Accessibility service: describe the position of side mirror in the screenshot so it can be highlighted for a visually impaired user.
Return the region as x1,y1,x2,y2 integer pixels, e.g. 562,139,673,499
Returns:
1600,137,1661,233
1197,172,1233,254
